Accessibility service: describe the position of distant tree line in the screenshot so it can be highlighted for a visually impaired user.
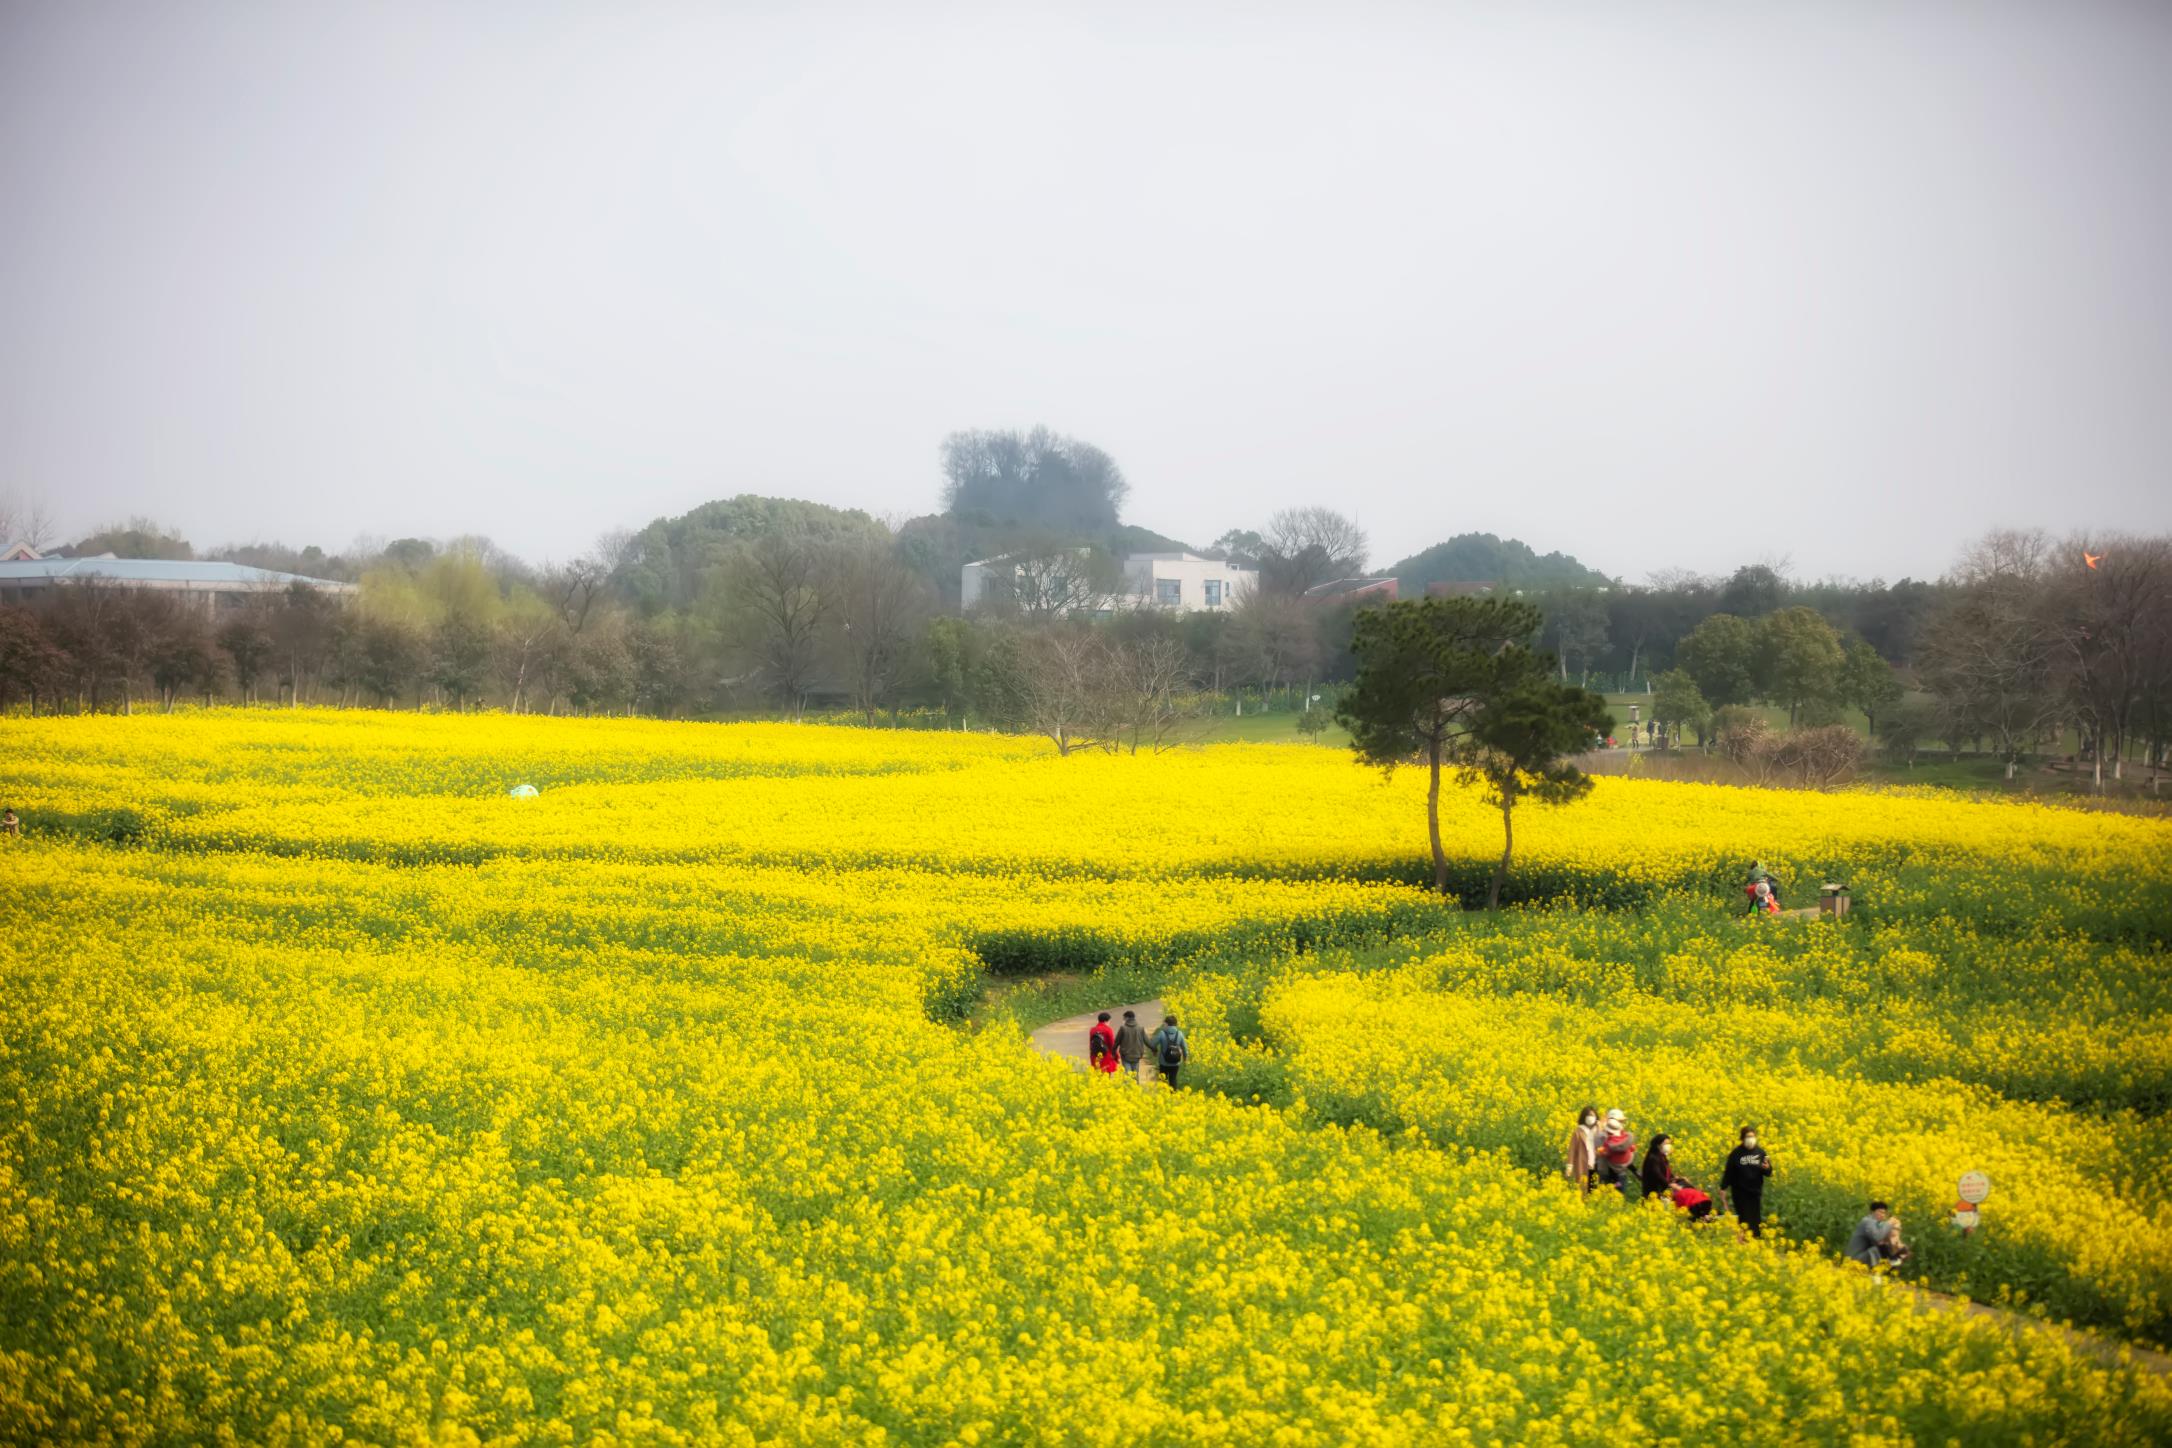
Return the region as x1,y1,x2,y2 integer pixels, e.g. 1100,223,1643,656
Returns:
1911,530,2171,784
8,446,2161,785
1629,532,2172,787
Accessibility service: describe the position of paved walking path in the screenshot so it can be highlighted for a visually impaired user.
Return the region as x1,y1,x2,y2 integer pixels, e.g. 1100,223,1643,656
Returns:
1029,999,1166,1073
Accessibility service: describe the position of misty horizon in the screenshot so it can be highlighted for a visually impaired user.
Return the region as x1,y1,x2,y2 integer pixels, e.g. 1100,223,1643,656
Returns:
5,1,2169,583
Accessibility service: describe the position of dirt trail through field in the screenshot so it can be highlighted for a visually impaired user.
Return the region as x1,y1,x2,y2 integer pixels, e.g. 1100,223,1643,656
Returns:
1029,1000,1167,1080
1904,1284,2170,1375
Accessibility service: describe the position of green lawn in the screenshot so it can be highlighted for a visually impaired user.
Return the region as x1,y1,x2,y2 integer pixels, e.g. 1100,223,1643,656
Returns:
1602,692,1873,739
1190,710,1349,746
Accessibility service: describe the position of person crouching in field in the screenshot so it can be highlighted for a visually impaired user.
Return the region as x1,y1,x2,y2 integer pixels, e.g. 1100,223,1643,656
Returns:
1114,1009,1149,1084
1639,1134,1715,1221
1594,1110,1637,1196
1565,1105,1600,1193
1846,1202,1912,1270
1087,1012,1119,1076
1149,1014,1188,1088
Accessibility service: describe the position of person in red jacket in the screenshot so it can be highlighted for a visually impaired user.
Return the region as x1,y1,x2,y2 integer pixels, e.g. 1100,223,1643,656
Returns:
1595,1109,1638,1196
1087,1012,1120,1075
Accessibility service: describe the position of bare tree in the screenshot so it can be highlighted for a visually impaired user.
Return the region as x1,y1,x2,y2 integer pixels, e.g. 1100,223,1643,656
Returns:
547,564,605,637
217,602,277,704
1540,590,1611,687
1112,634,1196,753
42,581,124,710
827,532,931,725
978,544,1124,619
2047,532,2172,787
150,609,228,709
1257,507,1369,595
1713,708,1779,783
567,625,638,715
103,590,187,715
493,597,570,713
1014,627,1120,755
1234,589,1321,694
1768,725,1866,790
271,584,340,705
1918,533,2065,780
0,491,58,552
0,603,69,712
731,532,830,719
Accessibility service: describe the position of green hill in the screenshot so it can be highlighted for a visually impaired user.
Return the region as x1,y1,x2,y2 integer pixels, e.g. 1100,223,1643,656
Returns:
1387,533,1612,592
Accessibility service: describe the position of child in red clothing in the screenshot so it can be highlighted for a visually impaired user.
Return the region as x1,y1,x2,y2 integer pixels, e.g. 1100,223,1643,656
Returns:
1087,1013,1120,1075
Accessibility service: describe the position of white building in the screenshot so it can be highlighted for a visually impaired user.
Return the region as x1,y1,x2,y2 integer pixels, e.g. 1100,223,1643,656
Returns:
1119,552,1255,613
0,556,357,613
961,548,1256,616
960,549,1099,612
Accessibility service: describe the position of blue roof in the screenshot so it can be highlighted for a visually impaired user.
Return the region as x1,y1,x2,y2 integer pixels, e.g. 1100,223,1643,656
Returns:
0,558,353,589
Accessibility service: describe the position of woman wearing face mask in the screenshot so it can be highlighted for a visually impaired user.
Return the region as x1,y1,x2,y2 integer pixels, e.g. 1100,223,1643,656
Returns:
1639,1133,1716,1220
1564,1105,1600,1194
1720,1125,1774,1238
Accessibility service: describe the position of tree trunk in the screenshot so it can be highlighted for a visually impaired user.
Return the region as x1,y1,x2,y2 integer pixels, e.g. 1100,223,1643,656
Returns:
1487,793,1515,910
1426,736,1447,895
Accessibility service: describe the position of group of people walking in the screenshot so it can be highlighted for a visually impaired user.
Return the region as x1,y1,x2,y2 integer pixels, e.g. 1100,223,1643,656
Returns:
1087,1009,1188,1087
1565,1106,1774,1236
1565,1105,1912,1273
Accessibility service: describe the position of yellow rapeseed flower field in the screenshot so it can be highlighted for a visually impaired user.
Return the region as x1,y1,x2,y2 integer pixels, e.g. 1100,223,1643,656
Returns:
1,708,2168,1445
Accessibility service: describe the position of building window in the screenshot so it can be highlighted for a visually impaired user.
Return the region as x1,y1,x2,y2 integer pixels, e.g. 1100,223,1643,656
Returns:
1203,579,1223,607
1155,578,1182,606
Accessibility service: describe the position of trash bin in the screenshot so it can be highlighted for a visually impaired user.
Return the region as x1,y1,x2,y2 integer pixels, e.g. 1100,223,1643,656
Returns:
1820,882,1850,919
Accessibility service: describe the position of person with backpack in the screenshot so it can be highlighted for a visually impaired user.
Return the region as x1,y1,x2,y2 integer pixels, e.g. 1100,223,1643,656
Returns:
1087,1012,1119,1075
1594,1109,1638,1196
1719,1125,1774,1238
1564,1104,1601,1193
1148,1014,1188,1087
1113,1009,1150,1085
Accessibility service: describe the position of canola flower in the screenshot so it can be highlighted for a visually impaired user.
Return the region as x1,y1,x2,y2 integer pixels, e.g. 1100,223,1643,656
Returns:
1246,963,2172,1340
1,708,2168,1444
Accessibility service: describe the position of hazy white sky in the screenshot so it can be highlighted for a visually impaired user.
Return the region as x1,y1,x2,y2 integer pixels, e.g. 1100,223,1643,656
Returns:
4,0,2168,581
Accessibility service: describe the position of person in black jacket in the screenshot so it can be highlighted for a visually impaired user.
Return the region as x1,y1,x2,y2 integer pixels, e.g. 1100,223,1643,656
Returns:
1719,1124,1774,1237
1639,1134,1678,1200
